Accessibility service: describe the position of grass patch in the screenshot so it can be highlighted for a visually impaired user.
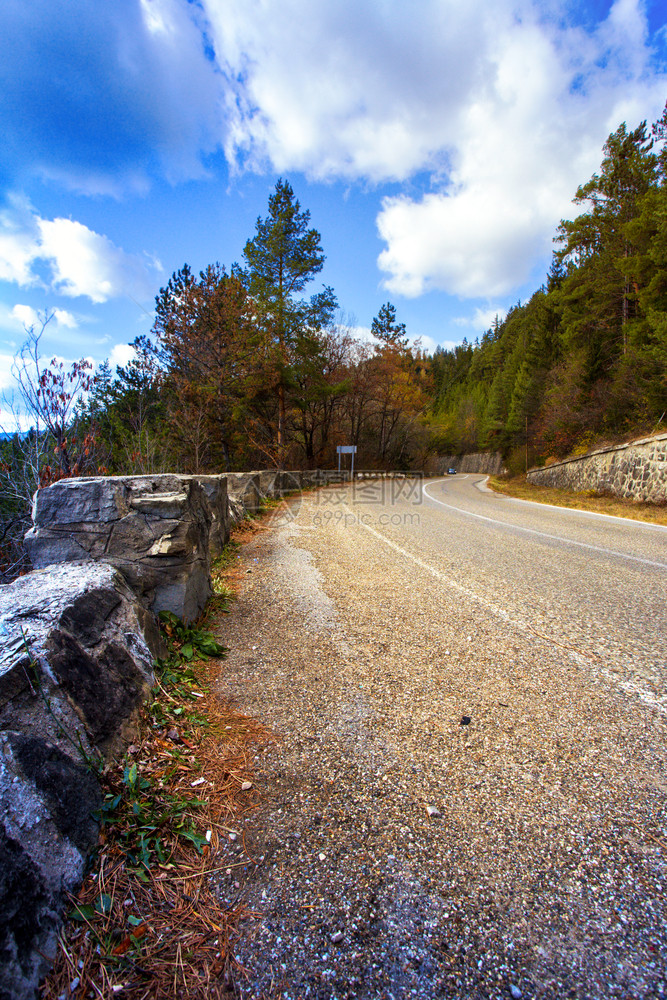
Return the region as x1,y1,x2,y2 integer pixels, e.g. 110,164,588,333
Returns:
488,474,667,526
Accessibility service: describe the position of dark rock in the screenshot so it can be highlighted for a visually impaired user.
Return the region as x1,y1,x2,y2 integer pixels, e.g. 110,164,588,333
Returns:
48,631,149,744
57,588,122,646
189,475,229,557
228,493,249,527
0,563,157,753
6,732,101,854
225,473,261,514
0,826,56,1000
0,562,163,999
0,731,102,1000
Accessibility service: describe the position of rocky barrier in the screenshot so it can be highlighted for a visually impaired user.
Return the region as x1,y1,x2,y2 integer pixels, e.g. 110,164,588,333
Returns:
527,432,667,502
0,467,344,999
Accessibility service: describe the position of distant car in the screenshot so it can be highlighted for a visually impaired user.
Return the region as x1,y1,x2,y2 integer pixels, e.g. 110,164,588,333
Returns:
447,468,457,475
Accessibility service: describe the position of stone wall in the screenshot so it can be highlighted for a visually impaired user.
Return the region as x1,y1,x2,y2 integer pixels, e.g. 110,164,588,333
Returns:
527,433,667,502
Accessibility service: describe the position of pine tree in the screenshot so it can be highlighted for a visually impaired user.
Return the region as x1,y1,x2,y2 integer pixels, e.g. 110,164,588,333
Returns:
243,179,336,464
371,302,408,350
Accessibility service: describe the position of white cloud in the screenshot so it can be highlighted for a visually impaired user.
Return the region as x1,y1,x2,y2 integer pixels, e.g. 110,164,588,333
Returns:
0,197,40,286
53,308,77,328
10,304,78,331
39,218,126,303
203,0,665,299
2,0,664,310
0,202,161,304
375,0,666,298
412,334,439,355
209,0,489,182
10,304,39,330
108,343,137,368
347,324,373,344
453,307,507,331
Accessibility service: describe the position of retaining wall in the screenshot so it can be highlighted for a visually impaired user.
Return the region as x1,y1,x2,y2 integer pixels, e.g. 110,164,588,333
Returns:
0,465,344,999
527,433,667,502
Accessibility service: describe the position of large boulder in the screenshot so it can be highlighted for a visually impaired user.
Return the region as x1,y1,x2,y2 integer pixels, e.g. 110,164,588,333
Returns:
258,469,281,500
0,562,158,752
24,475,213,622
257,470,303,499
0,562,160,1000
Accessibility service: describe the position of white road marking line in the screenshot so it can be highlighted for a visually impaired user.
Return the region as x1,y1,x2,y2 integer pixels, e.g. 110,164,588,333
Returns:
423,480,667,571
345,509,523,629
345,506,667,714
475,475,667,531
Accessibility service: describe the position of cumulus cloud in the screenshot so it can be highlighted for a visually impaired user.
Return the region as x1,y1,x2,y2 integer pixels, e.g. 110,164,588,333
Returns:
453,307,508,332
0,201,161,303
374,1,666,297
208,0,487,182
0,198,40,285
202,0,665,298
1,0,664,305
53,308,78,329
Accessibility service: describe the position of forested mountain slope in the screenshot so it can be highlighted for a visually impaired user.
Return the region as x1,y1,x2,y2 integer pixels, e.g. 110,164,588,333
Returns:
429,111,667,472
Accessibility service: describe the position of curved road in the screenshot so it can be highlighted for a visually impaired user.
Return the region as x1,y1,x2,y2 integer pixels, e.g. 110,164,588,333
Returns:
216,475,667,1000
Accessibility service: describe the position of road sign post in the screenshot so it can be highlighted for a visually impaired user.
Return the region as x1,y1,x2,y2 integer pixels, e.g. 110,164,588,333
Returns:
337,445,357,478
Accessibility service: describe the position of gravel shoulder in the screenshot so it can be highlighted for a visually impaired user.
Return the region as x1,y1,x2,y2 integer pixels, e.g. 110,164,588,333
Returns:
213,483,667,1000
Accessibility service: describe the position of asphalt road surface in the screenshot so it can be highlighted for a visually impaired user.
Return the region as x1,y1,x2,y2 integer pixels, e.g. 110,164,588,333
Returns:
216,475,667,1000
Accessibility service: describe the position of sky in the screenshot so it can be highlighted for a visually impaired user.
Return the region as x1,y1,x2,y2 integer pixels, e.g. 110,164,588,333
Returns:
0,0,666,424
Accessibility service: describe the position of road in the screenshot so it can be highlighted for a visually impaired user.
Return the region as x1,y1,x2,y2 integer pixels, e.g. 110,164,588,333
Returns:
214,475,667,1000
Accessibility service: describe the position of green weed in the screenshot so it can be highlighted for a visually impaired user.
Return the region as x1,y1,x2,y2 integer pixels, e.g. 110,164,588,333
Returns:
157,610,228,661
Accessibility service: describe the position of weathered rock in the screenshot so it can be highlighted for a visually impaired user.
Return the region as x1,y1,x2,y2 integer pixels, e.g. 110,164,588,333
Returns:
258,470,281,500
0,562,161,999
225,472,262,513
280,470,304,490
227,493,248,528
24,475,213,621
0,731,102,1000
184,474,229,558
0,563,158,749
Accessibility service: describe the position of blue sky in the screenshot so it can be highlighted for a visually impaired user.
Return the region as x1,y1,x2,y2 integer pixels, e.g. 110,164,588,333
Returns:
1,0,666,423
